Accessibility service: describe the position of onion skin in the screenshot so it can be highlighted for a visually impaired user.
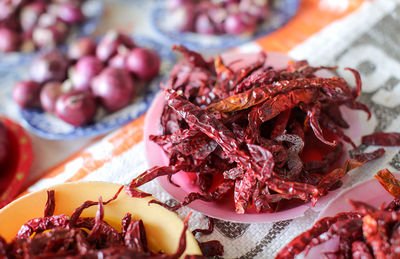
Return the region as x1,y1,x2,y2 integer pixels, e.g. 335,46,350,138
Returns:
30,49,68,84
224,12,257,35
169,4,196,32
0,28,21,53
126,48,160,81
91,67,135,112
108,48,129,70
96,31,135,62
0,1,17,21
195,13,215,35
13,80,42,109
56,2,84,24
40,81,64,113
20,2,47,32
71,56,104,91
67,37,96,60
32,17,69,48
55,90,97,127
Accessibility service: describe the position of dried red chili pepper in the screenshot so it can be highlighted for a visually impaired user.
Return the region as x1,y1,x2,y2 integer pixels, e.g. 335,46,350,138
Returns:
374,168,400,198
276,168,400,259
44,190,55,217
352,148,385,163
362,132,400,146
3,189,208,258
192,217,214,236
275,212,361,259
132,46,377,214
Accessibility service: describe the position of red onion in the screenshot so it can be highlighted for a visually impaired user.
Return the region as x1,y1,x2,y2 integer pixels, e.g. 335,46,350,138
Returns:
55,2,85,24
239,0,270,20
52,0,85,7
20,2,47,32
33,17,69,48
96,31,135,62
30,49,68,83
224,12,257,35
13,80,42,109
108,45,131,70
108,51,128,70
67,37,96,60
91,67,135,112
37,13,58,27
0,121,8,167
195,13,215,35
0,1,17,21
208,7,228,33
226,2,240,14
0,13,20,31
126,48,160,81
55,90,97,127
224,0,241,4
0,28,21,52
169,4,196,32
33,13,69,47
40,81,64,113
166,0,194,10
70,56,104,91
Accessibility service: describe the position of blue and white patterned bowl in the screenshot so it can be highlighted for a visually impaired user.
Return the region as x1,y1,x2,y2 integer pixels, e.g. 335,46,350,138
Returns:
17,36,175,140
151,0,300,51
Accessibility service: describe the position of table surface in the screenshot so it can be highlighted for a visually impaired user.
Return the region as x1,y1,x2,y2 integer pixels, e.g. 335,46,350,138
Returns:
3,0,400,258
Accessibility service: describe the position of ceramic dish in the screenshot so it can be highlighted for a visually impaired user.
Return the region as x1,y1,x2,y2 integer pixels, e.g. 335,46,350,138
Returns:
0,117,33,209
143,52,366,223
303,173,400,258
151,0,299,51
0,181,202,257
18,36,175,140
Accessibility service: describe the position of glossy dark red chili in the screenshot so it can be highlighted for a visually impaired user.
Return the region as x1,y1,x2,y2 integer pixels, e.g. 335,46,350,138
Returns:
128,45,379,214
276,168,400,259
1,188,206,258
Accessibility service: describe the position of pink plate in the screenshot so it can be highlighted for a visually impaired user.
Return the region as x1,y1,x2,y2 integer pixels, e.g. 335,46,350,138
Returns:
144,52,365,223
303,173,400,258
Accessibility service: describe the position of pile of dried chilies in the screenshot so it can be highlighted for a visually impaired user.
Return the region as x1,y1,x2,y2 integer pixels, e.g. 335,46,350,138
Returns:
0,187,204,258
276,168,400,258
127,45,384,214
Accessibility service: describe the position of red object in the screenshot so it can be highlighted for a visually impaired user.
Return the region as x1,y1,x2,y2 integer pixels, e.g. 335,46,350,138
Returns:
0,117,33,209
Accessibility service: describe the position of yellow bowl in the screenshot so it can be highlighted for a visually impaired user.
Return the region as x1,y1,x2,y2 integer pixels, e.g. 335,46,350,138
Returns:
0,181,202,257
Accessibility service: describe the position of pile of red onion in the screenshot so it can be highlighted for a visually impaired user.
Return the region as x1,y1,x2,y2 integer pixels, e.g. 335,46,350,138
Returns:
0,0,93,53
13,31,161,127
166,0,271,36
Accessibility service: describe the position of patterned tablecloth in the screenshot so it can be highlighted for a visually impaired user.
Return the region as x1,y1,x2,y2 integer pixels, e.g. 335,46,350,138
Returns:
5,0,400,258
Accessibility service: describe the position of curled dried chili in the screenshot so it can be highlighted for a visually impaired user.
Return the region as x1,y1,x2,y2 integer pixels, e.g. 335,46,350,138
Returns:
276,168,400,259
0,189,207,258
128,45,379,214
